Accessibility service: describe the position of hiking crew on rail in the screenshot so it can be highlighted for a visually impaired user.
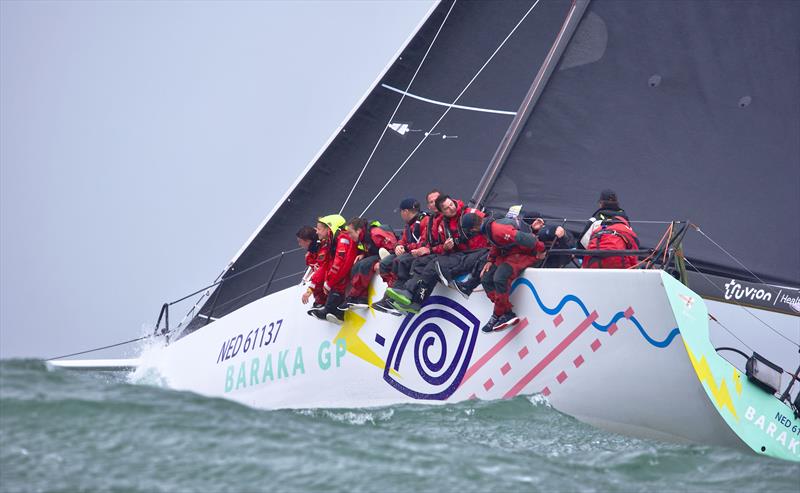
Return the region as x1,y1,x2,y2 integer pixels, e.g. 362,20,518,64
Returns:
296,189,637,333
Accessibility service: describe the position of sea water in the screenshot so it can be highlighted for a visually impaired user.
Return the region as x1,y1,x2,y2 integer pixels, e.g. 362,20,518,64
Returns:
1,359,797,492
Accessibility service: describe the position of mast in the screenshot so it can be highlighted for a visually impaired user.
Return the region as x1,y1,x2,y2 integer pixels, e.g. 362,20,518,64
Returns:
471,0,590,208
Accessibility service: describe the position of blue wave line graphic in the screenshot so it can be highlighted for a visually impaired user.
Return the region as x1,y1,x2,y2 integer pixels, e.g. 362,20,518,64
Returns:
510,278,680,349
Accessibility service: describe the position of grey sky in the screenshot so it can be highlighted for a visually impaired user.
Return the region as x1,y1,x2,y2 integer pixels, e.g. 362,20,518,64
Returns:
0,0,435,359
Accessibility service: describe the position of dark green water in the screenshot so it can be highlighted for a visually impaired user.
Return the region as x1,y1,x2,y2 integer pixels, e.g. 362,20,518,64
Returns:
1,359,797,492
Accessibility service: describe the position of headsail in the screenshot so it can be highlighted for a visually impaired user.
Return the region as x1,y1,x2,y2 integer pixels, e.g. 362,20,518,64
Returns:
477,0,800,287
182,0,580,334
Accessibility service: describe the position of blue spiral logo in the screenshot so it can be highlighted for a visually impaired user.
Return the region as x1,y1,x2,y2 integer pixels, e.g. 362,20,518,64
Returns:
383,296,480,400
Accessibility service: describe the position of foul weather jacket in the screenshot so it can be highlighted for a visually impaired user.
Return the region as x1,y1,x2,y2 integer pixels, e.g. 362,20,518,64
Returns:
324,232,358,292
432,200,488,254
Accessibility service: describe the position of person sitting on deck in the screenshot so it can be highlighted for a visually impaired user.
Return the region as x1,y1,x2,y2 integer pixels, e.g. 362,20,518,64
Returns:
385,190,449,313
297,226,326,308
373,198,428,314
342,217,397,310
468,207,544,333
430,195,490,295
580,190,640,269
307,214,357,324
305,216,344,318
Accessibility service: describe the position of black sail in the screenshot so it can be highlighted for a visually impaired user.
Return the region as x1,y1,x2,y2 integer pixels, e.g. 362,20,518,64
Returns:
182,0,578,334
482,0,800,287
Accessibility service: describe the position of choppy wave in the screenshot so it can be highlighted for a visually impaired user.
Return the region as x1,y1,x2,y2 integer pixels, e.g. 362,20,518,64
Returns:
1,359,797,493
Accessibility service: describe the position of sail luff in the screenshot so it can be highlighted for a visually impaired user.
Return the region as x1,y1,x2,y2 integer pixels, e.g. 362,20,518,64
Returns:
471,0,589,208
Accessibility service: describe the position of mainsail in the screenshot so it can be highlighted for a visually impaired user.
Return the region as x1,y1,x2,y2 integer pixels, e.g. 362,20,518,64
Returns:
182,0,581,334
477,0,800,288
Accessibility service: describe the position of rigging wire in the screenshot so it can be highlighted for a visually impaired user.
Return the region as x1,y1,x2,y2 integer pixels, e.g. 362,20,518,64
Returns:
46,336,152,361
338,0,458,214
176,267,228,329
209,270,307,313
359,0,544,216
683,256,798,348
693,226,769,285
168,248,303,307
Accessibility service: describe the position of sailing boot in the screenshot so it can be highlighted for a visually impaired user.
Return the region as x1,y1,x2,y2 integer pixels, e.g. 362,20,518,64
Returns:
434,259,452,287
492,311,520,332
481,314,499,333
403,281,428,314
344,296,370,310
386,287,413,307
307,306,327,320
372,296,403,316
322,292,345,325
454,275,481,299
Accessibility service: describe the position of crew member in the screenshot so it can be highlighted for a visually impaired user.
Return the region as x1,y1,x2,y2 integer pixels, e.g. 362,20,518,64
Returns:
385,189,444,313
374,198,427,313
343,217,397,310
307,214,357,324
580,190,640,269
297,226,326,307
472,208,544,332
431,195,489,293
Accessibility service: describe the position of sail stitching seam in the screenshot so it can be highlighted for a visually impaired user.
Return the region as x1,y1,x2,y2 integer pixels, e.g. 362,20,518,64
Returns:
379,83,517,115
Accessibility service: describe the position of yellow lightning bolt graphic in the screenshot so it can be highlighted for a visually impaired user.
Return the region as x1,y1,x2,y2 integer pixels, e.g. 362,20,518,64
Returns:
733,368,743,395
368,282,377,317
334,310,400,378
684,343,738,420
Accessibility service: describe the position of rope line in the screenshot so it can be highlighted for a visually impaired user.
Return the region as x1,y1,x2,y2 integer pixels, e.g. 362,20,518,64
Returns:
339,0,457,214
359,0,544,216
46,336,152,361
168,247,303,306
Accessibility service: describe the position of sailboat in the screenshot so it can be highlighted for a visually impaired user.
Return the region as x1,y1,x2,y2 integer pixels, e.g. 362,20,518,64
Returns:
50,0,800,461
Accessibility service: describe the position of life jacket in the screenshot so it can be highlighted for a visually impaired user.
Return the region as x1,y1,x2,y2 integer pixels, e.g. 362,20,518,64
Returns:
309,236,331,289
326,230,358,290
440,200,465,241
438,200,487,252
583,215,640,269
304,239,321,268
359,221,398,255
400,212,427,249
421,213,444,248
310,214,346,289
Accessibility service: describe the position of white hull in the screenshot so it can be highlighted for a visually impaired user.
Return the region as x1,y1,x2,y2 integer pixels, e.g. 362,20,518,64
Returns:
139,269,794,451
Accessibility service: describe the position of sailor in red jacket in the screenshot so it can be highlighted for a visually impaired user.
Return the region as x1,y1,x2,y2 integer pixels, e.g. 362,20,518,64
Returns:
472,208,545,332
385,190,444,313
297,226,326,308
388,194,488,313
305,216,344,318
580,190,640,269
307,214,357,324
375,198,427,314
430,195,489,292
343,217,397,310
